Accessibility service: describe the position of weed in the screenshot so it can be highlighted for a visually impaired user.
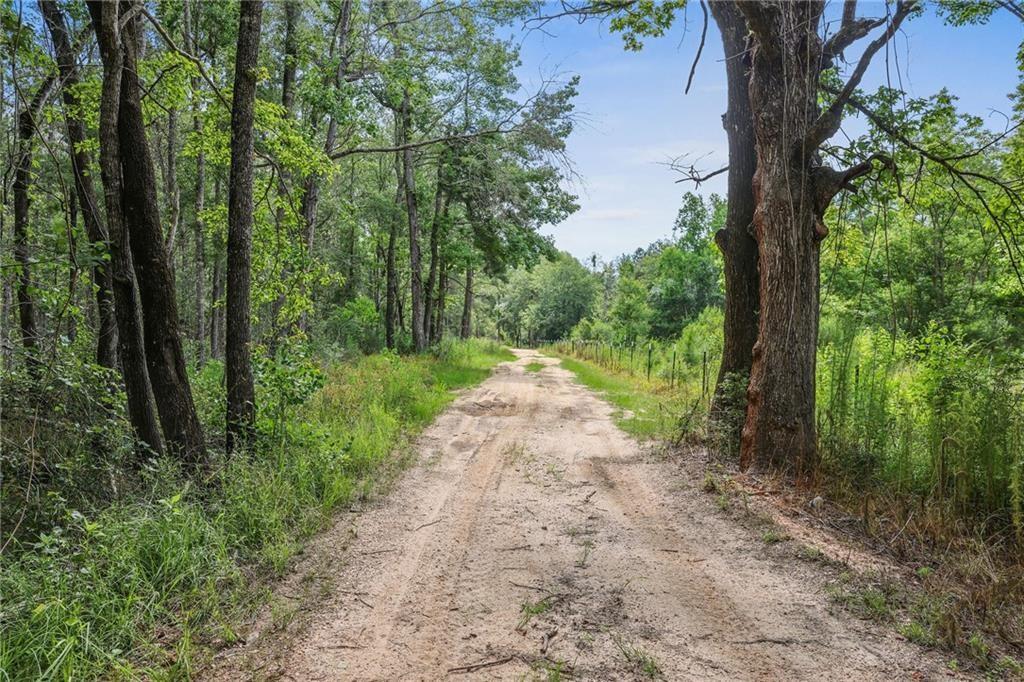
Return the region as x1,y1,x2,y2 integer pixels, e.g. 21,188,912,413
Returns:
546,462,564,481
898,620,935,646
760,528,789,545
716,493,730,511
525,361,546,373
797,545,824,562
531,659,567,681
827,574,897,622
613,635,662,679
967,631,990,664
518,597,554,631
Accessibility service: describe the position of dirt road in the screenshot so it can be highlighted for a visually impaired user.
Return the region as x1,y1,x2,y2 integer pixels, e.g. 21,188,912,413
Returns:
208,350,951,680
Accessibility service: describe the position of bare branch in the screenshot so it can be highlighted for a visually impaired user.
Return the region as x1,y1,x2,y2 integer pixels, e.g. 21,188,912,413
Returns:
684,1,708,95
809,0,917,147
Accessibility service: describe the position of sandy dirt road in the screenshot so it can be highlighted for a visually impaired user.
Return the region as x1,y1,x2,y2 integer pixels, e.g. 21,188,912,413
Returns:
207,349,953,681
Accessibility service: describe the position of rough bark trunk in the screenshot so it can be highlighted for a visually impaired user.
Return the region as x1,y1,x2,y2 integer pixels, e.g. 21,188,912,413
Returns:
460,266,473,340
399,89,426,352
87,0,164,456
42,0,118,371
707,2,759,454
225,0,262,452
114,2,206,464
738,2,825,477
385,216,399,349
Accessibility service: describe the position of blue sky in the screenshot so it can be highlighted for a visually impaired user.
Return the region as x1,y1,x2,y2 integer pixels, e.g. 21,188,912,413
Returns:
513,3,1024,262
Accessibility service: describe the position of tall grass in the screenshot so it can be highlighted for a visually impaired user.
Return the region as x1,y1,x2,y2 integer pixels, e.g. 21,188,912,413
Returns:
0,338,511,680
818,322,1024,542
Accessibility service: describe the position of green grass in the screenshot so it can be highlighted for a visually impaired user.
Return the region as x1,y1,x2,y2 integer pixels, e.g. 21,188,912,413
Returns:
0,338,510,680
524,361,546,373
613,636,662,679
555,355,687,440
517,596,554,631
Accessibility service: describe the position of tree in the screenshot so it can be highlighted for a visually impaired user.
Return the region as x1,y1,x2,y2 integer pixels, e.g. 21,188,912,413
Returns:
40,0,118,371
609,276,651,344
90,0,207,464
704,2,760,450
87,0,165,456
736,0,915,475
226,0,263,452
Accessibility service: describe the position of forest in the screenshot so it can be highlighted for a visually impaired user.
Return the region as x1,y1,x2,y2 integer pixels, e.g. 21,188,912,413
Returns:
1,0,1024,679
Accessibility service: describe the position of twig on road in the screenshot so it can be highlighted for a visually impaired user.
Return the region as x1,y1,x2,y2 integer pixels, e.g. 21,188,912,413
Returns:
447,655,514,674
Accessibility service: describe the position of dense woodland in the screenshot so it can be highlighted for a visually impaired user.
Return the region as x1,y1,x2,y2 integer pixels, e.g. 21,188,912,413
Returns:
2,0,1024,678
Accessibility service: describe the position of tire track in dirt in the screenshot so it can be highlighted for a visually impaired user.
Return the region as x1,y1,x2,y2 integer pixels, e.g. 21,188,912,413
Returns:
205,350,959,681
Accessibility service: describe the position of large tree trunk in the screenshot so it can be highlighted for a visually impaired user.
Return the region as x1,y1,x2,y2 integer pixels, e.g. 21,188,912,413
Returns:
460,266,473,340
707,2,759,454
738,2,824,476
399,89,427,352
225,0,262,452
41,0,118,371
737,0,910,477
87,0,164,456
113,2,206,464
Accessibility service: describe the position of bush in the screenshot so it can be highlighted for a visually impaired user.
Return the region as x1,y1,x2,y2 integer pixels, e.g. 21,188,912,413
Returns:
325,295,384,354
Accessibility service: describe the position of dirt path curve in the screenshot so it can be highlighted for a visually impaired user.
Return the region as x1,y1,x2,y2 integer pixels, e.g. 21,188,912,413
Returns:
207,350,953,681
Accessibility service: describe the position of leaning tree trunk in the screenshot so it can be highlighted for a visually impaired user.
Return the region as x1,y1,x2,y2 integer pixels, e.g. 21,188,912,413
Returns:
460,266,473,340
225,0,262,452
86,0,164,456
707,1,759,455
115,2,206,464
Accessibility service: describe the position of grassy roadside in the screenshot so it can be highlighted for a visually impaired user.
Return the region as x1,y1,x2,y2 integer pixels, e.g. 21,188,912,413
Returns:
553,354,704,441
0,339,513,680
550,347,1024,677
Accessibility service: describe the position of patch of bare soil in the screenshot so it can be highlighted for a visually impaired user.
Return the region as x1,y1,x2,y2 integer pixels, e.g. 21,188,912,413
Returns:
204,350,963,681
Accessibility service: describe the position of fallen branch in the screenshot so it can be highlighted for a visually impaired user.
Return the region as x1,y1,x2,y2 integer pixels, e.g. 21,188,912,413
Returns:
509,580,550,593
412,518,442,531
447,655,514,674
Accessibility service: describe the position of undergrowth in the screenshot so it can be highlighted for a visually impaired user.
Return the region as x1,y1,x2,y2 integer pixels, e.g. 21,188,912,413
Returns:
0,338,511,680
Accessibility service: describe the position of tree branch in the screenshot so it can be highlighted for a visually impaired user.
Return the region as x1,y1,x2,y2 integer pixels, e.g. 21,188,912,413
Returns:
809,0,916,147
